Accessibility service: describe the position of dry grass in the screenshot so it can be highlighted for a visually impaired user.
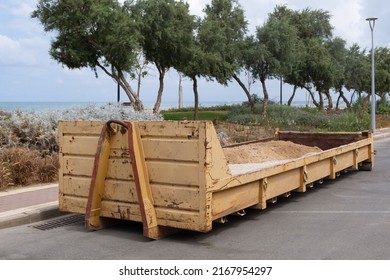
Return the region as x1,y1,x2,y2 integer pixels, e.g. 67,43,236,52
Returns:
0,162,12,190
0,103,162,191
0,147,58,190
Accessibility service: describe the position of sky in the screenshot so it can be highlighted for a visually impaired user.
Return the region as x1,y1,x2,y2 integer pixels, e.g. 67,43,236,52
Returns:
0,0,389,108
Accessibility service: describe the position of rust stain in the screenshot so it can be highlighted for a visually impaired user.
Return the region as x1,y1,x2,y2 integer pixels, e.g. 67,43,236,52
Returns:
167,201,183,208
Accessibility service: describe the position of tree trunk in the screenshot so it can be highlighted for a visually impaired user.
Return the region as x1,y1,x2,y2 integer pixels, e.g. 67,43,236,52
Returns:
349,90,356,105
363,94,371,111
153,66,165,113
119,75,144,111
336,94,342,110
178,74,183,109
338,88,351,110
304,86,320,108
318,88,324,110
260,76,269,119
324,90,333,111
193,77,199,120
288,85,298,106
136,71,142,97
232,74,254,112
97,63,143,111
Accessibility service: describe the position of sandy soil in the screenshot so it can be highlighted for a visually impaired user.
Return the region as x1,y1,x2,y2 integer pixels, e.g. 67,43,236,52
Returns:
223,140,322,164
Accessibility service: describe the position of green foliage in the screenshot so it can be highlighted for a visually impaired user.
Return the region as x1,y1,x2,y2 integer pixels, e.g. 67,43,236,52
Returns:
162,104,234,112
32,0,144,110
295,8,333,40
198,0,247,83
31,1,390,114
32,0,140,71
162,111,228,121
375,47,390,99
256,15,299,78
225,104,370,132
134,0,195,72
345,44,370,94
326,111,370,132
377,99,390,114
326,37,347,91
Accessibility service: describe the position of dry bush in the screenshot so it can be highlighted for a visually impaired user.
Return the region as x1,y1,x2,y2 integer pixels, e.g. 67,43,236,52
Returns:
0,147,59,187
0,148,39,186
0,162,12,190
35,152,59,183
0,103,162,189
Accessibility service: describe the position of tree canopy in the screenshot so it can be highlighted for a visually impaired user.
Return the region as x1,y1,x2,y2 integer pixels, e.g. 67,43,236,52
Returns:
32,0,144,110
32,0,390,114
133,0,195,113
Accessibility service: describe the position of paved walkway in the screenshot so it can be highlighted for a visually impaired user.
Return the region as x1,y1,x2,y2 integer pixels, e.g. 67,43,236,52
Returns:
0,184,58,212
0,128,389,229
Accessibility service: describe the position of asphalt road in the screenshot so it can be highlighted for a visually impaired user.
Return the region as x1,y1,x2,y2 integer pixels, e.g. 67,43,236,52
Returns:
1,138,389,260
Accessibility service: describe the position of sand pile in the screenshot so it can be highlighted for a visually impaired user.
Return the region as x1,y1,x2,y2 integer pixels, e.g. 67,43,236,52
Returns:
223,140,322,164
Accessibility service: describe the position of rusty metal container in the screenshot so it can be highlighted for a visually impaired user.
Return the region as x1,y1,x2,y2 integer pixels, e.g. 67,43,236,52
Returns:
58,121,374,239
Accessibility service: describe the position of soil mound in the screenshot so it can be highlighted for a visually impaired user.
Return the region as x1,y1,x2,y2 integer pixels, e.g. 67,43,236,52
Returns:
223,140,322,164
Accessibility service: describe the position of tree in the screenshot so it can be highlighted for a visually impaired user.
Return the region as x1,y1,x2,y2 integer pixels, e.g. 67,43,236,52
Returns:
129,50,150,98
276,6,334,108
197,0,253,110
134,0,195,113
374,47,390,103
344,44,370,104
177,47,207,120
325,37,350,109
295,8,333,41
32,0,144,110
252,12,298,117
304,38,335,110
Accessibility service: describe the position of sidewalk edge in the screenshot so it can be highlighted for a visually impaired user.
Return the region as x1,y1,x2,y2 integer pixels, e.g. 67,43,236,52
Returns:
0,203,66,230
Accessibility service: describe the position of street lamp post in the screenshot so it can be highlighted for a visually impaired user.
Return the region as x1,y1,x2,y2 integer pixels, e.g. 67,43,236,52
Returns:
366,17,378,134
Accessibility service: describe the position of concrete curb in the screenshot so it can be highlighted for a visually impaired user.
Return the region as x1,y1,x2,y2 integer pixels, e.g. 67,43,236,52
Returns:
0,202,66,230
374,132,390,140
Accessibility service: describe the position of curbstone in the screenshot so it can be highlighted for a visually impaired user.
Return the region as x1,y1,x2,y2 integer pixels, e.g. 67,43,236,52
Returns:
0,202,66,230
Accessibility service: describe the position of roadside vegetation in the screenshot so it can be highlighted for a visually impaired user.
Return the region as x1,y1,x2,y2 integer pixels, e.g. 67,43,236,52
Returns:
31,0,390,120
2,0,390,189
1,101,389,190
0,104,161,190
162,99,390,132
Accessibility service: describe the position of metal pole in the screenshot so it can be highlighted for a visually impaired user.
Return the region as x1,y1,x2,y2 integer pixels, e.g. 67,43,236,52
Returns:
117,81,120,103
367,17,378,134
280,77,283,105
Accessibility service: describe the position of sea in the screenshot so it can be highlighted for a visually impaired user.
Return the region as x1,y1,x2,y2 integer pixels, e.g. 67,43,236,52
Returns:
0,100,311,112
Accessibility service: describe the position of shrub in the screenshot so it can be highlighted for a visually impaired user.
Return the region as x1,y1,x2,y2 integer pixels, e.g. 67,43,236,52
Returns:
225,103,371,132
377,99,390,114
0,147,59,187
35,153,59,184
0,103,162,154
0,145,58,189
327,110,370,132
0,103,162,188
0,162,12,190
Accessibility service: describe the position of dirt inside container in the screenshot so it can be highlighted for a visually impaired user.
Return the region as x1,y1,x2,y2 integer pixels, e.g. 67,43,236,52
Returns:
223,140,322,164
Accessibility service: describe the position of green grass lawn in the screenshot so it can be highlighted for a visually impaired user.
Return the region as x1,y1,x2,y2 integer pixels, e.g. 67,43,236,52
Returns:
161,110,228,121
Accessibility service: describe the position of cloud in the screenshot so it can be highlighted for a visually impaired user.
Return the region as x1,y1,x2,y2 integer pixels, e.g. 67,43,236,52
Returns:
0,35,38,66
187,0,208,16
10,2,35,17
330,0,365,45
